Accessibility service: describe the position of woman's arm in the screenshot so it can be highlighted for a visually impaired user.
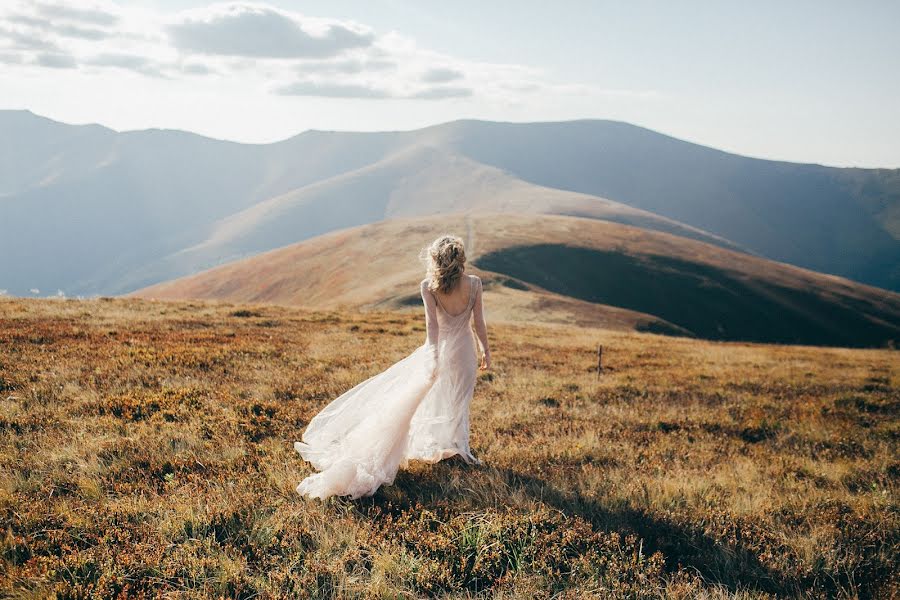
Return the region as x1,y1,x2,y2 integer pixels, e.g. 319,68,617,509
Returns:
472,277,491,370
421,280,440,379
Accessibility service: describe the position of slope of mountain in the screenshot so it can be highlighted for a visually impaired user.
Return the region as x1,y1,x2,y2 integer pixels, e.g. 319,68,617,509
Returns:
0,110,732,296
0,110,412,296
133,213,900,348
150,145,736,289
434,120,900,291
2,110,898,297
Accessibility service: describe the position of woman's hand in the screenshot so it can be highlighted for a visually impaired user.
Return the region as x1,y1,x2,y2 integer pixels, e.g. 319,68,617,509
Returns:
479,352,492,371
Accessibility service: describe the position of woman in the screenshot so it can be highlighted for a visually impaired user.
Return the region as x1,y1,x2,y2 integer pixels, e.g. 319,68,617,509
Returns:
294,235,491,500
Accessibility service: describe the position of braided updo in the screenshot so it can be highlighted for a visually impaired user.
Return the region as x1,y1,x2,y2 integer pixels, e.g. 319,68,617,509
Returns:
422,235,466,294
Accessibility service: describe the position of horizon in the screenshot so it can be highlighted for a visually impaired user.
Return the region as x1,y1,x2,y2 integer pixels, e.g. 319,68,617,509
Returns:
9,107,898,171
1,1,898,169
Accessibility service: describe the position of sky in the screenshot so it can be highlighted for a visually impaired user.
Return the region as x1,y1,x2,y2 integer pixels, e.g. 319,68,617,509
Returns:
1,0,898,167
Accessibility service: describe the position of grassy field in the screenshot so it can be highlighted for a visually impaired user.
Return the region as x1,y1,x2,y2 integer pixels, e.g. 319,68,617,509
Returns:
0,296,897,598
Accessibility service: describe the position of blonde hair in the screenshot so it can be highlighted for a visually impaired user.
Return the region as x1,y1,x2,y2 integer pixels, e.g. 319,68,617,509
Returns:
422,235,466,294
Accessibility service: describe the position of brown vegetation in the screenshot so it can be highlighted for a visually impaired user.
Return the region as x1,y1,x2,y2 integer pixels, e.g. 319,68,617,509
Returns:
134,213,900,347
0,296,897,598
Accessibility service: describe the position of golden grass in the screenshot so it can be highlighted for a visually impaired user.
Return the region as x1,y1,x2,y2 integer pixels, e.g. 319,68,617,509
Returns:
0,296,897,598
132,213,900,345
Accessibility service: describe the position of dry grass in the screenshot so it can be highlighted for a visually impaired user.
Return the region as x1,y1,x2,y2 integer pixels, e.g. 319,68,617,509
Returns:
0,296,897,599
132,213,900,347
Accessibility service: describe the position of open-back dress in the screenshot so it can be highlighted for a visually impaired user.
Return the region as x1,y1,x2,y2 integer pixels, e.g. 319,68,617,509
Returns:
294,274,484,499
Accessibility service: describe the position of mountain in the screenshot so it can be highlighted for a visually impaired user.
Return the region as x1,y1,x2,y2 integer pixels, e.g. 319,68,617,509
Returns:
0,110,409,296
133,213,900,348
437,120,900,292
158,145,735,288
2,110,898,297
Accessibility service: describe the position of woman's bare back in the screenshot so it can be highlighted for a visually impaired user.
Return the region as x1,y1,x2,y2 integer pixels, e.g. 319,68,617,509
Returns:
433,275,473,317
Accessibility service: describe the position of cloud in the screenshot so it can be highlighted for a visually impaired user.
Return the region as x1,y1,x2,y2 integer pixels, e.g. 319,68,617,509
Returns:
274,78,475,101
0,1,613,111
7,13,111,40
168,4,373,59
181,62,214,76
275,80,392,98
0,26,60,51
7,14,45,28
52,23,110,40
410,86,472,100
296,57,395,75
34,2,119,26
35,52,76,68
0,51,23,64
499,80,542,93
421,67,463,84
85,53,165,77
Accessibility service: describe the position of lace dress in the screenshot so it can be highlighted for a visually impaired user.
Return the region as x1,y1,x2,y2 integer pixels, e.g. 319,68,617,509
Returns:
294,274,485,499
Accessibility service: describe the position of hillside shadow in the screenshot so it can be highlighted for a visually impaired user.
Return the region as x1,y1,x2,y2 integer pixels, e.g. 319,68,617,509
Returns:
475,244,899,347
353,461,791,595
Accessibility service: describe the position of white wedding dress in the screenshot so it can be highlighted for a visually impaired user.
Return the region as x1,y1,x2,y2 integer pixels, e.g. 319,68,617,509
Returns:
294,274,485,499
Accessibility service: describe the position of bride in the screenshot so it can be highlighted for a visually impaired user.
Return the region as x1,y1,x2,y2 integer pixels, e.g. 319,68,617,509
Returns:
294,234,491,500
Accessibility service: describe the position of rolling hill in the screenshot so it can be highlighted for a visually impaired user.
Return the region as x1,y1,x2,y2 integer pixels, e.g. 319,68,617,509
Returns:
134,213,900,348
140,145,734,294
2,110,898,298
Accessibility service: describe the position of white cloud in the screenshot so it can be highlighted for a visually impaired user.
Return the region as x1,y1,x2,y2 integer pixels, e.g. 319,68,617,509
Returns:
0,0,555,103
167,4,373,59
52,24,110,41
274,78,473,101
275,80,392,99
7,15,46,28
85,52,165,77
0,26,61,51
421,67,463,84
295,57,395,75
8,13,110,41
410,86,472,100
181,62,215,76
0,51,23,64
34,2,119,27
35,52,76,68
29,288,40,294
0,0,661,136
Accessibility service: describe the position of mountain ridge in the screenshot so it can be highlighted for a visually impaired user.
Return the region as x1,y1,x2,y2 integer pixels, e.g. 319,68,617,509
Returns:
12,110,890,169
1,110,898,297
